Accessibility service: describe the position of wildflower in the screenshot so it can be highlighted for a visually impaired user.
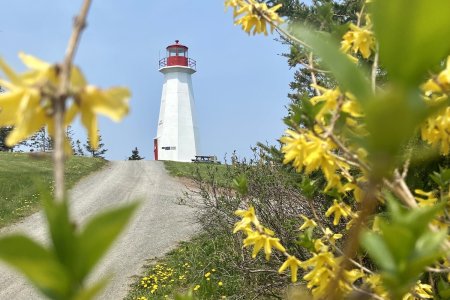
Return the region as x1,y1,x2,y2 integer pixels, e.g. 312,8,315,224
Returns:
225,0,283,35
193,284,200,291
205,272,211,278
278,255,302,283
218,281,223,286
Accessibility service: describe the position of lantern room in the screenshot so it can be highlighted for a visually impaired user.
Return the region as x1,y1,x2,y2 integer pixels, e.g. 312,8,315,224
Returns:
159,40,196,70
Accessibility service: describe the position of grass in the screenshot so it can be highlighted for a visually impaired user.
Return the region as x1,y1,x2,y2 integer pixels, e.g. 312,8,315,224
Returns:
0,152,107,227
126,233,254,300
163,161,230,187
127,161,289,300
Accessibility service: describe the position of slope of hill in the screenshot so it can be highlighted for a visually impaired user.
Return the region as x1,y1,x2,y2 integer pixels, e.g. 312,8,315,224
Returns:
0,152,107,227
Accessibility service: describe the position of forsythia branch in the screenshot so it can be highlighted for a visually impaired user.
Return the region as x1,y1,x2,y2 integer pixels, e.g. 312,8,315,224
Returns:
53,0,92,202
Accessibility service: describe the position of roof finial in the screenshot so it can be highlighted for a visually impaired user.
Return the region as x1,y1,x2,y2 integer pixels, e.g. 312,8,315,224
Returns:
175,40,179,44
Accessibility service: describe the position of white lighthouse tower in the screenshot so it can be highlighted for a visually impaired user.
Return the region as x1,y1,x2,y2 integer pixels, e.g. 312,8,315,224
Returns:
154,40,199,162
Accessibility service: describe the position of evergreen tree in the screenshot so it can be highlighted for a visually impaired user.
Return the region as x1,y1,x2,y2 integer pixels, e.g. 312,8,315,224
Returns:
28,127,53,152
128,147,144,160
0,127,14,152
66,126,76,153
75,139,85,156
0,88,14,152
84,133,108,158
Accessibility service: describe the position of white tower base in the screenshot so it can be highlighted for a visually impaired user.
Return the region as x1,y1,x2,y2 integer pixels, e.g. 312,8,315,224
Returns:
155,66,198,162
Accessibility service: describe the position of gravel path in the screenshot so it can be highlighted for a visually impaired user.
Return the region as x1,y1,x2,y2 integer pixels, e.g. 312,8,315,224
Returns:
0,161,199,299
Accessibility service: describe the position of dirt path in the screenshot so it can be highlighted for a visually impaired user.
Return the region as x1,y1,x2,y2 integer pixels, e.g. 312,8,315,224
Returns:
0,161,198,299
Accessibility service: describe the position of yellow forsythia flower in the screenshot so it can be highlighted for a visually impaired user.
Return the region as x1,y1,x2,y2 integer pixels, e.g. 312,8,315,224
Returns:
325,200,352,226
421,105,450,155
278,255,302,283
414,189,438,207
234,206,261,232
341,23,375,59
422,56,450,94
243,230,286,260
299,214,317,230
402,281,433,300
0,53,130,149
225,0,283,35
420,57,450,154
301,252,337,297
281,129,350,191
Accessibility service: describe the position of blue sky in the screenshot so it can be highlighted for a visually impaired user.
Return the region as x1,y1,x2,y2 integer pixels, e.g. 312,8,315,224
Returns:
1,1,294,161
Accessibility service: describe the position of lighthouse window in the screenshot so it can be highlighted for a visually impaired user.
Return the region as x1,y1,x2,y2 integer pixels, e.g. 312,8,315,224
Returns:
161,146,176,150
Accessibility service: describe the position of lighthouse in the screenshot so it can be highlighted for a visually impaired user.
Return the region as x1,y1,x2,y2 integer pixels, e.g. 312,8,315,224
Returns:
154,40,199,162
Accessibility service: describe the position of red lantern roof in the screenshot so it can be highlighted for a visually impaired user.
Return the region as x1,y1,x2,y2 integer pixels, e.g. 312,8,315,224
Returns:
159,40,196,70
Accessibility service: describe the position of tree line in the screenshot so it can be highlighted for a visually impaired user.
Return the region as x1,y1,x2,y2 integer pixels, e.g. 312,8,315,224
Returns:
0,126,109,158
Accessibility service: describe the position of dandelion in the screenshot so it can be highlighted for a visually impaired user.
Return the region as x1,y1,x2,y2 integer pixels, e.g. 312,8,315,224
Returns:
193,284,200,291
218,281,223,286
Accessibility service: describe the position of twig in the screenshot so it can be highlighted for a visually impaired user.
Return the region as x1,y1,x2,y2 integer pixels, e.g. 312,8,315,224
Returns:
323,94,344,138
371,47,378,93
308,52,321,97
306,201,374,275
53,0,92,202
327,180,379,300
351,285,384,300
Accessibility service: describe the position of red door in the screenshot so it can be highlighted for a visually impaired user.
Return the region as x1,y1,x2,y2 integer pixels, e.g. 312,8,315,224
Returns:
153,138,158,160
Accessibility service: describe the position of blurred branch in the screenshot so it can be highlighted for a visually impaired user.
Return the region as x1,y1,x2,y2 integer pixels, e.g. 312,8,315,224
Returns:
53,0,92,202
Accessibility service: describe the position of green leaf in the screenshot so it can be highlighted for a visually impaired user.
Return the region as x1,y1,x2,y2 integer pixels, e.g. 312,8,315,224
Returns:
289,24,372,103
73,278,109,300
232,174,248,196
378,222,414,265
410,230,446,271
175,291,195,300
40,188,77,279
360,231,396,272
0,235,70,299
387,195,445,236
438,277,450,298
297,227,315,252
76,203,138,280
372,0,450,86
364,89,427,176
